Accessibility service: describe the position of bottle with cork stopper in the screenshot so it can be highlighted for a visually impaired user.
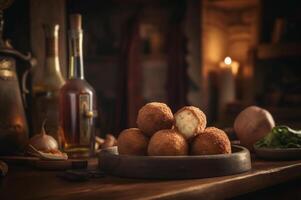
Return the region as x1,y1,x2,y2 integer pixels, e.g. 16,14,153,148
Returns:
59,14,97,158
70,14,81,30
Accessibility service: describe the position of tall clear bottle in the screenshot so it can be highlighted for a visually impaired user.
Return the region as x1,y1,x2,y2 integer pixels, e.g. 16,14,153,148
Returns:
32,24,65,141
59,14,97,158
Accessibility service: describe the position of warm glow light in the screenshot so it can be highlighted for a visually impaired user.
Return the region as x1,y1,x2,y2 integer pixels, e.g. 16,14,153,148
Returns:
219,56,240,75
231,62,240,75
224,56,232,65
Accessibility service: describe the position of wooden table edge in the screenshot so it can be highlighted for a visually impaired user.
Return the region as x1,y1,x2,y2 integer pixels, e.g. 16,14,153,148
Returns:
145,163,301,200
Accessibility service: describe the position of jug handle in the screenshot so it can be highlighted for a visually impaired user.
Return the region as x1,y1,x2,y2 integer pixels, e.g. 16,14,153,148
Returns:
21,57,37,108
21,69,29,107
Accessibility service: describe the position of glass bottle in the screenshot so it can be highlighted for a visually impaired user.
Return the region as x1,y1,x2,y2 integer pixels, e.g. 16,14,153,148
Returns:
32,24,65,141
59,14,97,158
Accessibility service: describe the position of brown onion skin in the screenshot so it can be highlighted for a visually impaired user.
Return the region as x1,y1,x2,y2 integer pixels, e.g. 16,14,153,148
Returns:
234,106,275,151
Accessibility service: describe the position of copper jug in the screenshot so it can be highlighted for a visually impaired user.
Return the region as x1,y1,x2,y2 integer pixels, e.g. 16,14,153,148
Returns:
0,13,34,155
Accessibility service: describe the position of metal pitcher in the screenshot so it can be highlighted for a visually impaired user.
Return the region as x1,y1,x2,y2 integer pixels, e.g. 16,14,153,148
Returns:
0,11,34,155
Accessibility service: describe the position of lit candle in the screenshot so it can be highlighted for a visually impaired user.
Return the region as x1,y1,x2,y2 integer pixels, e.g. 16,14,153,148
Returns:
219,57,240,76
218,57,239,112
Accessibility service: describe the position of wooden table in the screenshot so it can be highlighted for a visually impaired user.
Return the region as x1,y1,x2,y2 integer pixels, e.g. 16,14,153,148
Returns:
1,158,301,200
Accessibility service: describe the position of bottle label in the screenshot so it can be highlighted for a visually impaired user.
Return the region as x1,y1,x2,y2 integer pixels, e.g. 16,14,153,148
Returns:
79,94,92,145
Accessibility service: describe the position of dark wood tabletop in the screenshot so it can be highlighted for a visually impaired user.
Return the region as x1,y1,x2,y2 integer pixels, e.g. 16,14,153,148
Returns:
1,158,301,200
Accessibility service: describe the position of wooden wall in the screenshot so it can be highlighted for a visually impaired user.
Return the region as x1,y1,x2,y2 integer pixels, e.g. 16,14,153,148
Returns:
30,0,67,80
3,0,30,53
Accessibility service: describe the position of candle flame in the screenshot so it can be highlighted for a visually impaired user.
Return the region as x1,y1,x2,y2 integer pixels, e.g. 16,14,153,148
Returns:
220,56,239,75
224,57,232,65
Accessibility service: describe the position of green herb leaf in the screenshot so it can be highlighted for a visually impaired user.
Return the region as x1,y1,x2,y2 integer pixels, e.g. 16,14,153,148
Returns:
254,126,301,149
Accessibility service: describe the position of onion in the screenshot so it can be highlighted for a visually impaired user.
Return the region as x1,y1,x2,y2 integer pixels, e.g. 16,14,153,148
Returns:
234,106,275,151
28,120,58,152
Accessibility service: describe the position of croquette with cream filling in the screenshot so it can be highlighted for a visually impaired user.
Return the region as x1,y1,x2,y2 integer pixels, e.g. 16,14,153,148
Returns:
174,106,207,139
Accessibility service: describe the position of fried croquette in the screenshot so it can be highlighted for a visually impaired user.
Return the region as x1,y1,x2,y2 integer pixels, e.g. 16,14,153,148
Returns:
148,129,188,156
117,128,149,156
174,106,207,139
137,102,174,137
191,127,231,155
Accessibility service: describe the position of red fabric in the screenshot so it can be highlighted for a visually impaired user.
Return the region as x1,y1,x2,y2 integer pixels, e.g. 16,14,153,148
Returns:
115,14,142,133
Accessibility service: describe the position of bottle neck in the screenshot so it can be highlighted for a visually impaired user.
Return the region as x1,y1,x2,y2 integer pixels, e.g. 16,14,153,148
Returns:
68,29,84,79
45,36,59,58
44,26,61,73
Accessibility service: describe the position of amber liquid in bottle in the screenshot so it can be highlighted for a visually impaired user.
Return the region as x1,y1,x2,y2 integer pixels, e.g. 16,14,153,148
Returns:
32,24,65,141
59,14,97,158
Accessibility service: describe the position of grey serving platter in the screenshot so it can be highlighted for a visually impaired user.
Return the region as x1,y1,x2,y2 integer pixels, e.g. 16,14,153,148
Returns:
98,145,251,179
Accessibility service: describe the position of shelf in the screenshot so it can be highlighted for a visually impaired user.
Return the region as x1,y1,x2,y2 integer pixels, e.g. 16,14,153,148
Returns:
256,43,301,60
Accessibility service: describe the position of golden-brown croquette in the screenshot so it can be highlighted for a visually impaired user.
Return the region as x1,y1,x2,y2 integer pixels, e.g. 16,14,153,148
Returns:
137,102,174,137
191,127,231,155
117,128,149,155
174,106,207,139
148,129,188,156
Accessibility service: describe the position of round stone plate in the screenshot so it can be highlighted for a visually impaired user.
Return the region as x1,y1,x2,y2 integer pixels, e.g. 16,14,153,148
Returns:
98,145,251,179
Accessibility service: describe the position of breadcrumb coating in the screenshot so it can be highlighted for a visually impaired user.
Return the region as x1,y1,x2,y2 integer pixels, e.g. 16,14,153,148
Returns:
148,129,188,156
191,127,231,155
118,128,149,155
137,102,174,137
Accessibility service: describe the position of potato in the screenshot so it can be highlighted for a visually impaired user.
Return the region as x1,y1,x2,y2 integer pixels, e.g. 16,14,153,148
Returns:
234,106,275,151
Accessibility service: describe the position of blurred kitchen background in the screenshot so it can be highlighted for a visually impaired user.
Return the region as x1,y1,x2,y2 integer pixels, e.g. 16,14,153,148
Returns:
4,0,301,137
